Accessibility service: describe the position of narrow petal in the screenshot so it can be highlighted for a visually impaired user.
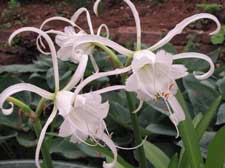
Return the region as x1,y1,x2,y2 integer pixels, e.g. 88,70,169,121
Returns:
149,13,221,51
123,0,141,49
101,134,118,168
73,66,132,99
93,0,102,16
94,0,141,50
0,83,53,115
167,96,185,124
63,54,88,91
71,35,133,56
89,54,99,73
173,52,215,80
97,24,110,38
91,85,126,95
9,27,60,91
71,7,94,34
35,105,58,168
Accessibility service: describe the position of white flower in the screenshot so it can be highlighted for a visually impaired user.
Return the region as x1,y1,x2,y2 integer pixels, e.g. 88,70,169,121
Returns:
56,91,117,168
0,27,89,168
126,50,188,101
37,8,110,72
55,26,94,63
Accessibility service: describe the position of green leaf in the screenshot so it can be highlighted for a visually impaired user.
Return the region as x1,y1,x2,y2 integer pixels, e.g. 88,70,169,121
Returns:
0,64,46,74
205,125,225,168
196,96,222,138
179,97,221,168
211,32,225,45
178,120,203,168
168,154,178,168
50,137,86,159
145,124,176,136
16,133,37,147
144,141,170,168
216,103,225,125
183,75,219,115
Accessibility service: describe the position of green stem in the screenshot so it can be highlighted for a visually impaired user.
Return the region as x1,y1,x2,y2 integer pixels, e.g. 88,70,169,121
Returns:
126,92,147,168
36,98,46,117
7,97,53,168
93,42,124,68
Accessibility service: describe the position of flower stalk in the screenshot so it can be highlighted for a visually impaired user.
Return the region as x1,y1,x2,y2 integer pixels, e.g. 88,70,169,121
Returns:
7,97,53,168
126,92,147,168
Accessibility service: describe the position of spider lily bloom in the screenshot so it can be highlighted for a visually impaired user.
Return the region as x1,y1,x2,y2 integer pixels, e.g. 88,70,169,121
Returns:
72,0,221,133
0,27,89,168
37,8,109,72
56,91,117,168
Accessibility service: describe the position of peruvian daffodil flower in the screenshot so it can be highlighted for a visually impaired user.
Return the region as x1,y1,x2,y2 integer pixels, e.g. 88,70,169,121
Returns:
69,0,221,134
0,25,132,167
0,27,89,168
36,8,109,72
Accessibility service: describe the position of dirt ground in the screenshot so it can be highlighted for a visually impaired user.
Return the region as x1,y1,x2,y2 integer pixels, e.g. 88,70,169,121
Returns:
0,0,224,64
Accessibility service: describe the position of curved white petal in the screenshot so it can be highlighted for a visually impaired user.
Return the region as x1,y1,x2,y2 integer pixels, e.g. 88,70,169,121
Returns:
63,54,88,91
101,134,117,168
133,100,144,113
97,24,110,38
149,13,221,51
94,0,141,49
173,52,215,80
71,35,133,56
35,105,58,168
56,91,73,116
167,96,185,125
73,66,132,99
71,7,94,34
90,54,99,73
9,27,60,91
91,85,126,95
123,0,141,49
93,0,101,16
36,16,81,55
0,83,53,115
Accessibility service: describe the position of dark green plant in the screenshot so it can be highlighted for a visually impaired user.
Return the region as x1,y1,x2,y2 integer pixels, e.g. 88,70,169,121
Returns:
196,3,223,14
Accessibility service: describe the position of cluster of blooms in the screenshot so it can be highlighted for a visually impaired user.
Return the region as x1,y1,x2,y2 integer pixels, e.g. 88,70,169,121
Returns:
0,0,221,167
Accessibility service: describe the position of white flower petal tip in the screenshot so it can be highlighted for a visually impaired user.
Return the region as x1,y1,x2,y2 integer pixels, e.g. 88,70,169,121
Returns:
35,106,58,168
173,52,215,80
132,100,144,113
97,24,110,39
8,27,60,90
0,83,53,116
71,7,94,35
93,0,101,16
1,102,14,115
149,13,221,51
101,134,117,168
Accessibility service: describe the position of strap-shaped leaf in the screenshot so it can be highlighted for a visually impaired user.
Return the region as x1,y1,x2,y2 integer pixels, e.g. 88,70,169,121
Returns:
179,96,222,168
144,141,170,168
169,154,178,168
178,120,203,168
205,125,225,168
196,96,222,137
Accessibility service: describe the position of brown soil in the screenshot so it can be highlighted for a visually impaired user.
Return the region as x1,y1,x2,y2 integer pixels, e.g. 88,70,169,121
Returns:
0,0,224,65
